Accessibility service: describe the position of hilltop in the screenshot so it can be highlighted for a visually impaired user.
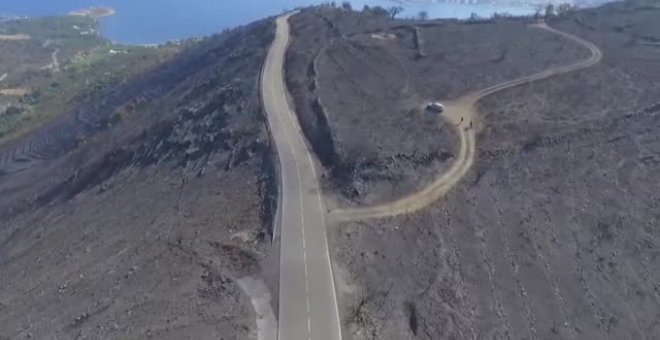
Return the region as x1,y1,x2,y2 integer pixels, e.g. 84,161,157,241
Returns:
1,0,660,339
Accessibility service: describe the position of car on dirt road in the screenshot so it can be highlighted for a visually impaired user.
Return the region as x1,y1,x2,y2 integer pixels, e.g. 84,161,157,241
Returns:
426,101,444,114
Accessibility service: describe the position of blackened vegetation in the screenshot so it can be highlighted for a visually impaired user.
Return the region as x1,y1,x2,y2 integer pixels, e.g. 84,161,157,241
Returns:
0,18,274,174
405,301,418,336
31,82,258,205
286,6,587,204
0,19,278,235
412,27,425,59
0,16,278,339
310,97,340,171
336,2,660,340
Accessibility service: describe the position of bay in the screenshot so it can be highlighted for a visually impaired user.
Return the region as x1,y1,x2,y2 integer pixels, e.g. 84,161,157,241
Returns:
0,0,534,45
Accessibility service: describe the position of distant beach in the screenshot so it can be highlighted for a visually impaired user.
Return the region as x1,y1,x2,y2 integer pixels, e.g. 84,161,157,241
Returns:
69,6,116,19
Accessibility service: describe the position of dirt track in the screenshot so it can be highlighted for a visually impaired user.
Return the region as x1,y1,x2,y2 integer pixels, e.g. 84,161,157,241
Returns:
331,22,603,222
41,48,60,72
0,88,30,96
0,34,30,41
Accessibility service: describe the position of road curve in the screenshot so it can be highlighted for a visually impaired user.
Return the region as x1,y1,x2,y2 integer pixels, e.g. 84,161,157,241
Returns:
332,22,603,222
262,13,342,340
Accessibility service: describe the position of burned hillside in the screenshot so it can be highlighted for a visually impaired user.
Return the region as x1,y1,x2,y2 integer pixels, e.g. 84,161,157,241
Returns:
0,18,277,340
285,7,589,205
326,2,660,340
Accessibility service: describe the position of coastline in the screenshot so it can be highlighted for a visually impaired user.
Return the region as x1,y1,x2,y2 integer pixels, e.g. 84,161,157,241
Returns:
8,1,535,45
68,6,116,19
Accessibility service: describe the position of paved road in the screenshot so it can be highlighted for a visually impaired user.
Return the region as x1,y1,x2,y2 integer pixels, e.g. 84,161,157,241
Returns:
332,21,603,222
261,13,342,340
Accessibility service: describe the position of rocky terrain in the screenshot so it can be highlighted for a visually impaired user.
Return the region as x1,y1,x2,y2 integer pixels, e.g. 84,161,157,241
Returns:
286,6,590,205
0,17,277,340
323,1,660,340
3,1,660,339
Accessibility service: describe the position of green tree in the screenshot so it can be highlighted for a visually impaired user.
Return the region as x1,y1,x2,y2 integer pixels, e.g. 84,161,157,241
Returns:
418,10,429,21
342,1,352,10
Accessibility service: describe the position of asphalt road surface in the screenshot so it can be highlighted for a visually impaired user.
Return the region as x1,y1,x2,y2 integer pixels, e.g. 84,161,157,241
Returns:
332,21,603,222
261,13,342,340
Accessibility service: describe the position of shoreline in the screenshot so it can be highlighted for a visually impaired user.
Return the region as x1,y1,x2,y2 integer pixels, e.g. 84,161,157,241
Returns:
20,2,534,45
69,6,116,19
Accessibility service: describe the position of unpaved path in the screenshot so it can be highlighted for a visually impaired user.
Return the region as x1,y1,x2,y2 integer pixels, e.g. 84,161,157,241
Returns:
331,22,603,222
0,34,30,41
41,48,61,72
0,88,30,96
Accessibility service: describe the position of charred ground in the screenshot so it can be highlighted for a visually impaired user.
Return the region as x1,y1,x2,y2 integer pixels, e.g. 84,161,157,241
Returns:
285,6,590,205
3,1,660,340
317,2,660,340
0,18,277,340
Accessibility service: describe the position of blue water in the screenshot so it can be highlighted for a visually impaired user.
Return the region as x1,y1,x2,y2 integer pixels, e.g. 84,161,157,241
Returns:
1,0,534,45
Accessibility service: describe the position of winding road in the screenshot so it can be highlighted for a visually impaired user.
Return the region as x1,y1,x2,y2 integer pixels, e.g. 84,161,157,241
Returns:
41,48,61,72
332,22,603,222
262,13,342,340
261,12,602,340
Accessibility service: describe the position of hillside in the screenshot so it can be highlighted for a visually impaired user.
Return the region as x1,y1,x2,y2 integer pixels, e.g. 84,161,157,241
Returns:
0,16,276,339
293,2,660,340
2,1,660,340
286,7,590,205
0,15,180,148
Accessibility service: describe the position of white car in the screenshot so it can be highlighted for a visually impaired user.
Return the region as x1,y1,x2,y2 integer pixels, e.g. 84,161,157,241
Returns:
426,102,444,113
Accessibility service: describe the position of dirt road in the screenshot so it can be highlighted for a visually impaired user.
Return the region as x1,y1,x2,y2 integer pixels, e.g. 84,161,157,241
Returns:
332,22,603,222
262,13,342,340
0,88,30,96
41,48,60,72
0,34,30,41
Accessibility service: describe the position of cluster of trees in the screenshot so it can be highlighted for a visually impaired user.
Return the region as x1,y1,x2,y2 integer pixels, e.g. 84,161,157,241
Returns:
325,1,414,19
535,3,576,19
329,1,576,22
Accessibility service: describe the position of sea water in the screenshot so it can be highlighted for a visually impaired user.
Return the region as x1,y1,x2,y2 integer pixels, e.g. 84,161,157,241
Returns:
0,0,534,45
